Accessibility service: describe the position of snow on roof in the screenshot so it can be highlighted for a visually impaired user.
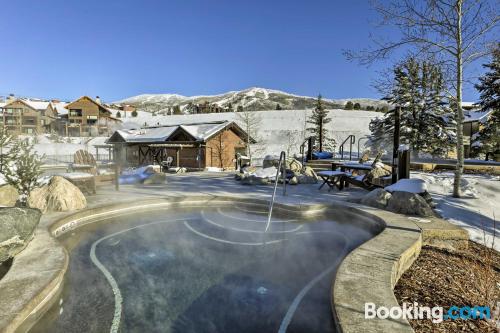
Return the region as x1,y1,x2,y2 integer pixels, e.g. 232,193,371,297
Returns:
23,99,50,110
463,109,493,123
110,121,234,143
180,122,229,140
52,102,68,116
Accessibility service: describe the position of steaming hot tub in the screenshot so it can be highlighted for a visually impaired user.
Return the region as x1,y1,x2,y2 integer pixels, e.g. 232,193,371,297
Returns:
31,200,381,333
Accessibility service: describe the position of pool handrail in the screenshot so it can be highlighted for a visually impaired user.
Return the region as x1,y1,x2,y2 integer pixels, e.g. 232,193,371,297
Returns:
265,151,287,232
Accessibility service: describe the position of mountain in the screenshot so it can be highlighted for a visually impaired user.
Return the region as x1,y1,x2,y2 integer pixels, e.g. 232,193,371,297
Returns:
115,87,389,113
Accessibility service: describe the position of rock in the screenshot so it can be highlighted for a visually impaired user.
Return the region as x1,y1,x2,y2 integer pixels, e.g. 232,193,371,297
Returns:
289,176,299,185
28,176,87,213
253,166,277,179
360,188,392,209
287,159,302,173
241,175,269,185
143,173,167,185
302,166,318,181
262,155,279,168
0,207,41,263
297,175,318,184
0,185,18,207
386,191,435,217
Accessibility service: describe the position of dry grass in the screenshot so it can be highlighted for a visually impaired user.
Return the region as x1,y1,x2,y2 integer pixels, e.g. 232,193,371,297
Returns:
394,242,499,332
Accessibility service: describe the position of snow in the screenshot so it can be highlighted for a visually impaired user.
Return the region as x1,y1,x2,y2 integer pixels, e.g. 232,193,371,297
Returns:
463,109,493,122
107,109,379,160
412,171,499,251
385,178,427,193
23,100,50,110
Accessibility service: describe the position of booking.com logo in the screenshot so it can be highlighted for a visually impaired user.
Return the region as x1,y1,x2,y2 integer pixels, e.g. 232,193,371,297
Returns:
365,302,499,324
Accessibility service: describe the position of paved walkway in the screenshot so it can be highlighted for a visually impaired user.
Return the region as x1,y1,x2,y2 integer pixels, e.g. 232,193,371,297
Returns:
90,172,366,207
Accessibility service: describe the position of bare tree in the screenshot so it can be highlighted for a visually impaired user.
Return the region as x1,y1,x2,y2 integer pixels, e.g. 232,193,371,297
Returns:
345,0,499,197
235,110,262,163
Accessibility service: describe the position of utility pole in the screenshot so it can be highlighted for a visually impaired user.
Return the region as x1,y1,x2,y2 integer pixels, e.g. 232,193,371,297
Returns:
392,107,401,184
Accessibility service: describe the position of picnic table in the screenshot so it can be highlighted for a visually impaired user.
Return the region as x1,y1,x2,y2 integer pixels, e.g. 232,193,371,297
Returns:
338,163,373,172
317,170,347,191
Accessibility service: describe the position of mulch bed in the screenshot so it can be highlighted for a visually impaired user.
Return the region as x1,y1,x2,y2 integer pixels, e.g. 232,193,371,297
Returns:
394,241,499,332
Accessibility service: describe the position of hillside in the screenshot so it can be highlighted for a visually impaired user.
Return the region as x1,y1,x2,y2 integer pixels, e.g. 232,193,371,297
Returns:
115,87,389,113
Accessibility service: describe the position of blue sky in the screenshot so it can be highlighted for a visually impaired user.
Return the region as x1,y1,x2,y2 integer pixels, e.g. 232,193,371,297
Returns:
0,0,490,102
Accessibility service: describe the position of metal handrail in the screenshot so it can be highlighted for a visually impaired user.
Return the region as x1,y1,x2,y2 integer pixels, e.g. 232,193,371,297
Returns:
339,135,356,160
265,151,286,232
357,136,369,159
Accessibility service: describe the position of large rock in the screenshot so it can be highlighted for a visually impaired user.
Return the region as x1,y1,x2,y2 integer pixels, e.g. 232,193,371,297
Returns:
360,188,392,209
0,207,41,263
0,185,18,207
386,191,435,217
143,172,167,185
262,155,302,172
302,166,318,181
241,175,270,185
28,176,87,213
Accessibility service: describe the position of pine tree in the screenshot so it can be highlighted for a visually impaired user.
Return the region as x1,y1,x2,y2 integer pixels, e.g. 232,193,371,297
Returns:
0,127,12,173
237,105,244,112
307,94,336,152
353,102,361,110
344,101,354,110
116,111,121,118
370,58,454,157
474,44,500,154
131,110,138,117
4,139,44,206
275,103,282,110
173,105,182,115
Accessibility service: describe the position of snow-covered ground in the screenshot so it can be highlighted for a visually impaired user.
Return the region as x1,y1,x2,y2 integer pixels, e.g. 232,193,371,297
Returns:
413,171,500,251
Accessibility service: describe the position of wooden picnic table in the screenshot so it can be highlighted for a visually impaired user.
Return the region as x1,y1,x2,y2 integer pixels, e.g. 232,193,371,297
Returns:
331,162,373,172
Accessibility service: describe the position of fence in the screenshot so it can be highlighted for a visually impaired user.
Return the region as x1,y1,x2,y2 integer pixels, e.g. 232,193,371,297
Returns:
42,153,113,165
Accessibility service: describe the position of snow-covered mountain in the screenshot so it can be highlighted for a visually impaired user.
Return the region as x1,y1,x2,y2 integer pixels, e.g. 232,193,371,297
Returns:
115,87,388,113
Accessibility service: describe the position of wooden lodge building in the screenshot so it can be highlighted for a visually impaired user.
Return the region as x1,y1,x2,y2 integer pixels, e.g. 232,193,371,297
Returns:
106,121,254,170
0,95,121,136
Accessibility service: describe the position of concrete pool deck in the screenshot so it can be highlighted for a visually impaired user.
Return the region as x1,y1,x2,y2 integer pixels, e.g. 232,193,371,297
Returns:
0,172,468,333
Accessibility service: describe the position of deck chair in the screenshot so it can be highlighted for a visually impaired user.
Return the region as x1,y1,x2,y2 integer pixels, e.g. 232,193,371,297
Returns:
73,149,98,175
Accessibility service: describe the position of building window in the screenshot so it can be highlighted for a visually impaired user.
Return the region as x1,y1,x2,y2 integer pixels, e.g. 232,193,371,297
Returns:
69,109,83,117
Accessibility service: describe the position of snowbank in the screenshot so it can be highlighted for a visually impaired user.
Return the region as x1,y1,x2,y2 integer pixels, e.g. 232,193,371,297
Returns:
412,171,499,251
385,179,427,193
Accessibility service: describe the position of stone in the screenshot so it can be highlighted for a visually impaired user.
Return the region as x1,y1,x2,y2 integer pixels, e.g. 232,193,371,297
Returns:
28,176,87,213
143,173,167,185
287,159,302,173
386,191,435,217
0,207,41,263
297,175,318,184
241,175,269,185
289,176,299,185
302,166,318,180
262,155,279,168
0,185,18,207
360,188,392,209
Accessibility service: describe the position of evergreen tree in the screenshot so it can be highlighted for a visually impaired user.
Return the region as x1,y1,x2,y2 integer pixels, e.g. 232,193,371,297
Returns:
369,57,454,157
4,139,44,206
0,127,12,173
131,109,138,117
275,103,282,110
353,102,361,110
307,94,336,152
173,105,182,115
237,105,244,112
116,111,121,118
344,101,354,110
474,44,500,154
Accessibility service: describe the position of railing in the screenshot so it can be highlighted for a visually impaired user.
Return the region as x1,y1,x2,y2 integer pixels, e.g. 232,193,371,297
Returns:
265,151,287,233
339,135,356,161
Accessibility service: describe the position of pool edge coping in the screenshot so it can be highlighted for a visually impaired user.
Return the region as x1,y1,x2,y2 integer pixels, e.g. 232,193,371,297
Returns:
0,194,466,333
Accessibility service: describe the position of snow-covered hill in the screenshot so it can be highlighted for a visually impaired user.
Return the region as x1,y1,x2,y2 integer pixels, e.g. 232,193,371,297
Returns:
115,87,389,113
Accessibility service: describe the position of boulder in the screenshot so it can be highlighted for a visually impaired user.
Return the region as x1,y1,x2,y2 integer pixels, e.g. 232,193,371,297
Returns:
297,175,318,184
262,155,302,172
263,155,279,168
28,176,87,213
289,176,299,185
0,185,18,207
302,166,318,181
0,207,41,263
143,172,167,185
287,159,302,173
360,188,392,209
386,191,435,217
241,175,270,185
